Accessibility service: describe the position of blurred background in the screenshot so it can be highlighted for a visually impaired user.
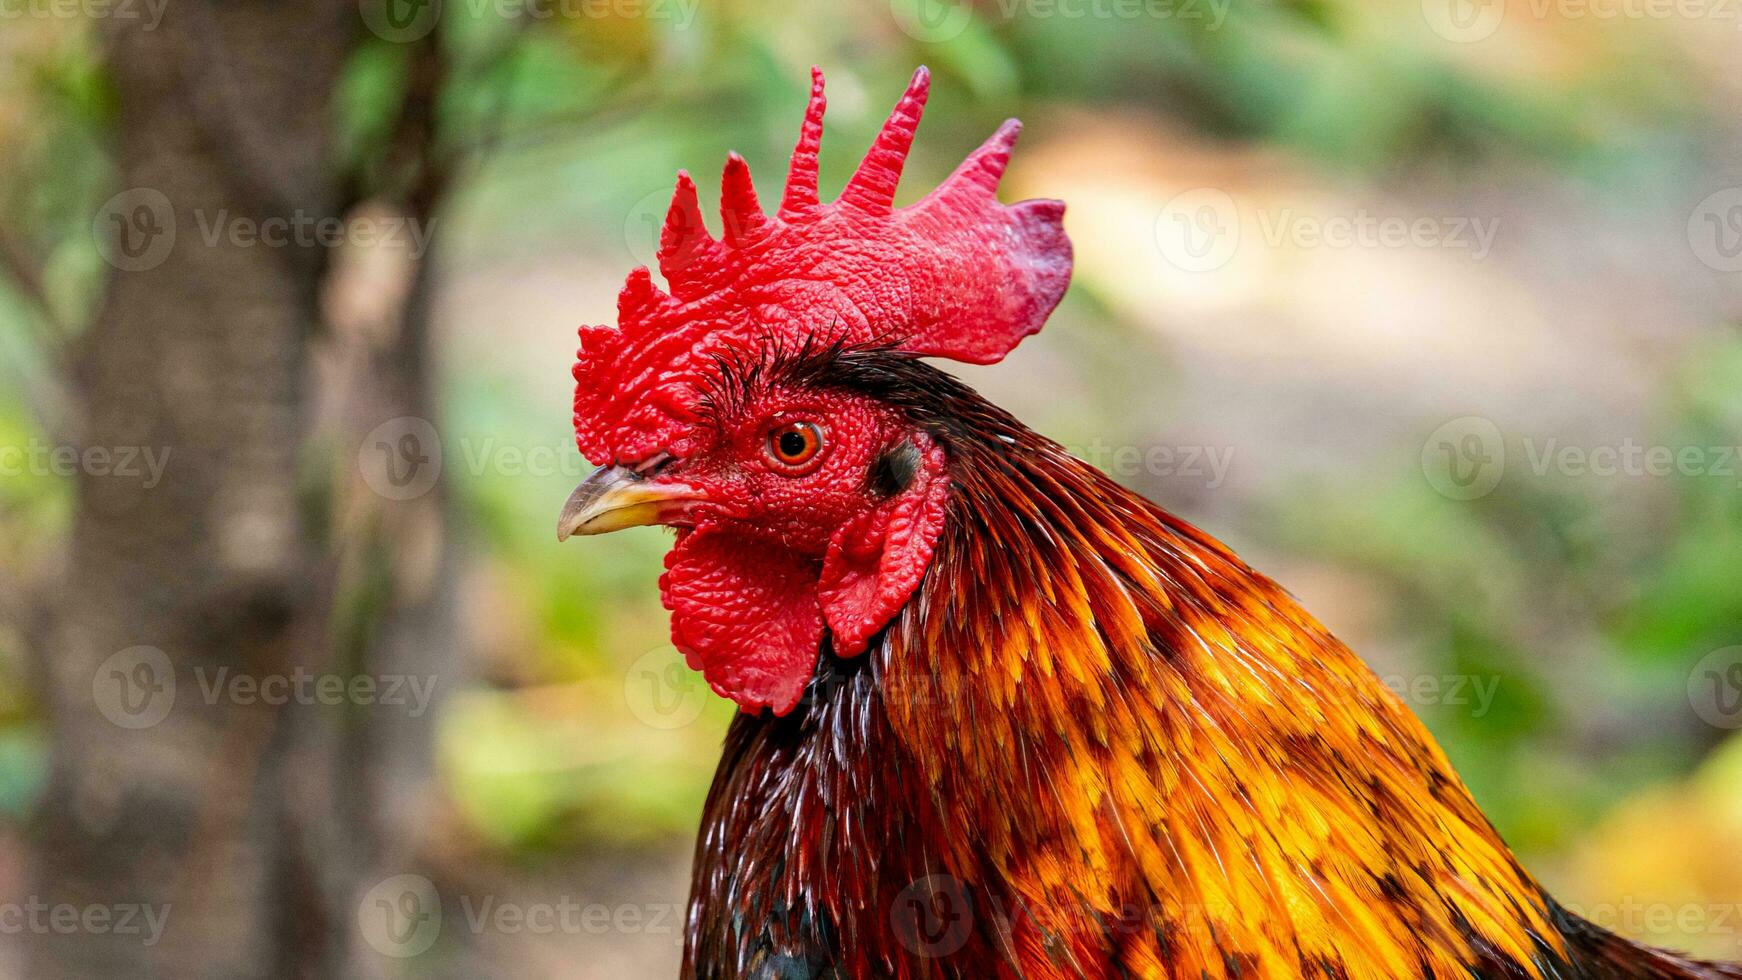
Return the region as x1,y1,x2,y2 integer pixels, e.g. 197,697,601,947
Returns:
1,0,1740,975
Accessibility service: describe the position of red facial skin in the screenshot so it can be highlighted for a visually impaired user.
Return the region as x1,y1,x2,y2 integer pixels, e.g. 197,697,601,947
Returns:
652,385,949,715
664,390,900,551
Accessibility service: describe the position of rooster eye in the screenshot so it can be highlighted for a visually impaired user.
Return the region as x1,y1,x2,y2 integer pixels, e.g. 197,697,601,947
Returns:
765,421,825,473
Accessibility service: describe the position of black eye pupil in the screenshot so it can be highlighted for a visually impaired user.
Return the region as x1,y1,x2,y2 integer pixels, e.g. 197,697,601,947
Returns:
778,431,807,457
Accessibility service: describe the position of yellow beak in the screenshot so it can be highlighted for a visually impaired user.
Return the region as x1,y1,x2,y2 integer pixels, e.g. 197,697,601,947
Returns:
556,464,703,541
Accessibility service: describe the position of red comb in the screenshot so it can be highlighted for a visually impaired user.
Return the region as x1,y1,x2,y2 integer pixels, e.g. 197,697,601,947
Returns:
572,66,1073,464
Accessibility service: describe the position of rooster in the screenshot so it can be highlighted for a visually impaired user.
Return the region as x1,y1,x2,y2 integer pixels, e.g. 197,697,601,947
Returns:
558,67,1742,980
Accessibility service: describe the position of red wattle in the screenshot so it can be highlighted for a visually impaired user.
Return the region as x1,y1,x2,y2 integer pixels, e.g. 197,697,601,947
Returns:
661,529,826,716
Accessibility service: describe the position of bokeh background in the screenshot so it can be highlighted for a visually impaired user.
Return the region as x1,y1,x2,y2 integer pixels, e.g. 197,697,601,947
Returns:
1,0,1741,976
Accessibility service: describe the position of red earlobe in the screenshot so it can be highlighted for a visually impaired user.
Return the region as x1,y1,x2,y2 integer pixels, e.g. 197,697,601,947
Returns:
818,436,950,655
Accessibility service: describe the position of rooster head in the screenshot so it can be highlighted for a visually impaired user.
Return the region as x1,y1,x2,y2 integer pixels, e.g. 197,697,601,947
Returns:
560,67,1072,715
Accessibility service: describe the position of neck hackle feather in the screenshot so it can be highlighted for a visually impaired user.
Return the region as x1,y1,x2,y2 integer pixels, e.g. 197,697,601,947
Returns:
685,352,1742,980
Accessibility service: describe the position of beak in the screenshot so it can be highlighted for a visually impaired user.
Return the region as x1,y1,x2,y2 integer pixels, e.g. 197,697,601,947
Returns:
557,463,703,541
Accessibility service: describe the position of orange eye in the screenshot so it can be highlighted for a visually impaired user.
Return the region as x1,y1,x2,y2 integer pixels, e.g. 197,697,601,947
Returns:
765,421,825,473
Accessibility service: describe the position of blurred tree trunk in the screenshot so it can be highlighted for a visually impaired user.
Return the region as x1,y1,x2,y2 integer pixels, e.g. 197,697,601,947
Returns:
21,4,398,977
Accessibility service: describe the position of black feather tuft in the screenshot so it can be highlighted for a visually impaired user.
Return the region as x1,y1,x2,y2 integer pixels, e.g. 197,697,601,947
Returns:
867,440,921,498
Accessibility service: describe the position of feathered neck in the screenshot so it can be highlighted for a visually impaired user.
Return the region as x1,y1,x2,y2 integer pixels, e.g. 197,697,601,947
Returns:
686,352,1738,979
871,358,1578,978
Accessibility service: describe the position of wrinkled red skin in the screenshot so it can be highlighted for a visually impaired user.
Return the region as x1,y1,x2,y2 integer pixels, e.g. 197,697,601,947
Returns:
571,66,1071,467
656,386,949,714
